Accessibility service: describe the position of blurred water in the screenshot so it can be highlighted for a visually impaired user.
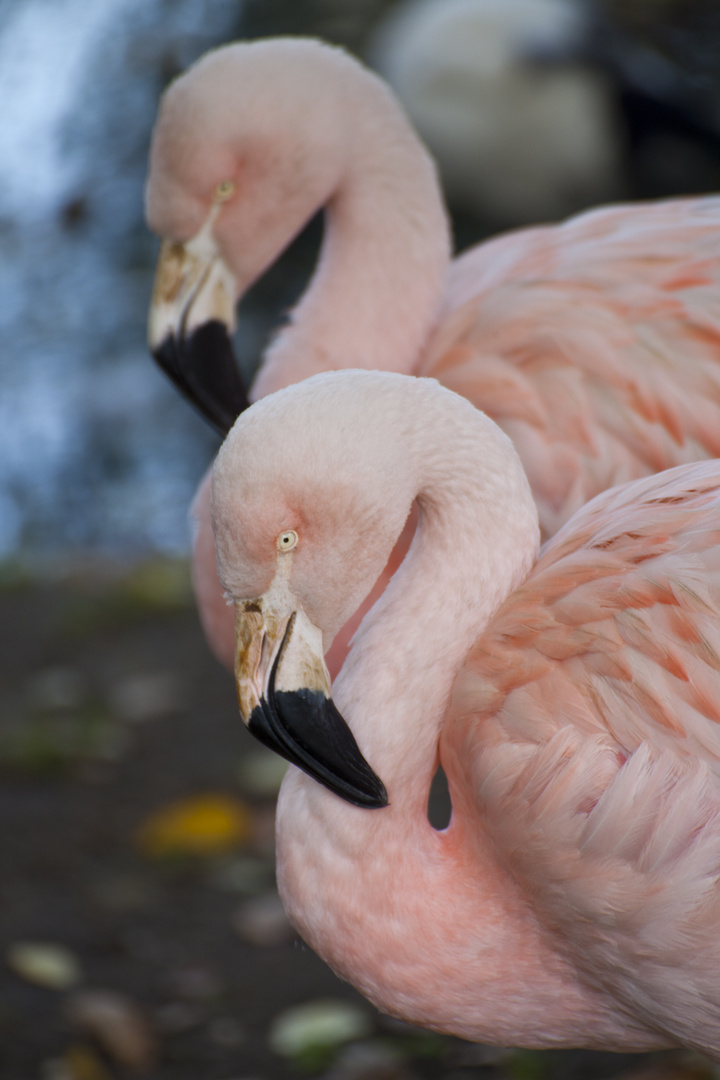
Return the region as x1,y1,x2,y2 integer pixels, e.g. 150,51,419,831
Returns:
0,0,400,561
0,0,242,559
2,0,717,561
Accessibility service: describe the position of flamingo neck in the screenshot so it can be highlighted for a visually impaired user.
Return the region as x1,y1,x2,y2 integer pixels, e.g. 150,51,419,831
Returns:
250,71,451,399
336,418,539,812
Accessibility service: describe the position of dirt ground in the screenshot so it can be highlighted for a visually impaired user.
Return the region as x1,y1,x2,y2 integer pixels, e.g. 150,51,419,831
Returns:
0,562,712,1080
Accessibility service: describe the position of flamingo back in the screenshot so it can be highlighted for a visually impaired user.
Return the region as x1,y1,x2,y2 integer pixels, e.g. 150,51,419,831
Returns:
421,198,720,539
444,460,720,1056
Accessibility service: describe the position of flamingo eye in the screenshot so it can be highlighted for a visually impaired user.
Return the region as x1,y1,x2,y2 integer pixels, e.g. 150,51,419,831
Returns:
278,530,298,552
214,179,235,201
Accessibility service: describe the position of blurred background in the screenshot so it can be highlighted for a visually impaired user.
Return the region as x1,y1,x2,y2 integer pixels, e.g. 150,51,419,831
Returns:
3,0,720,563
1,0,720,1077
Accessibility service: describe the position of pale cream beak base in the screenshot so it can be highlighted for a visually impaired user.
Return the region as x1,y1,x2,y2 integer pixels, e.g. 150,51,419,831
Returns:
231,568,388,809
148,213,237,355
233,596,331,724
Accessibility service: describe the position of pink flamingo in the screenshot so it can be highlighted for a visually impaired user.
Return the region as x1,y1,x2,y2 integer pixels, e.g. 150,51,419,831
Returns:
212,368,720,1056
145,38,720,674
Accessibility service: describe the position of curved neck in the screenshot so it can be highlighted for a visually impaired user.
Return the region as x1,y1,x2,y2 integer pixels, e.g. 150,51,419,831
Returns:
276,406,567,1038
333,408,539,814
250,68,451,399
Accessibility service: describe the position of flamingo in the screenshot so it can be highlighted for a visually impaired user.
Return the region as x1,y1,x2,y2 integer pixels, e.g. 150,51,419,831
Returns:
211,368,720,1056
144,37,720,674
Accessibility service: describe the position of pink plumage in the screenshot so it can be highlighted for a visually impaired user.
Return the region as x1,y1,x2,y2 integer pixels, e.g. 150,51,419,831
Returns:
424,199,720,537
210,371,720,1055
144,45,720,1052
145,39,720,680
448,461,720,1053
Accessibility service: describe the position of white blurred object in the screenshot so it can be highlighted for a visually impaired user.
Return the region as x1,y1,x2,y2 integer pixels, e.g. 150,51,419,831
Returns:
369,0,623,224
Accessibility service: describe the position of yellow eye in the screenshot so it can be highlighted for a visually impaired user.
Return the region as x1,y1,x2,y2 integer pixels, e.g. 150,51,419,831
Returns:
214,179,235,202
277,530,298,552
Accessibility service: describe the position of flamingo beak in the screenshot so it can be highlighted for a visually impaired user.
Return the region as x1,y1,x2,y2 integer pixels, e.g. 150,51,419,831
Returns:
233,601,388,809
148,231,248,434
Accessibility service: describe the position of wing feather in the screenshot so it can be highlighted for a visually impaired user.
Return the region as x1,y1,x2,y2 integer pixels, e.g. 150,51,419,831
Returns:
422,197,720,540
443,461,720,1054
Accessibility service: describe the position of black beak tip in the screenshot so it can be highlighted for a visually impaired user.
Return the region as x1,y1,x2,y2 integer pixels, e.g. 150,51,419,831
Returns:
151,319,249,436
248,689,389,810
151,332,182,383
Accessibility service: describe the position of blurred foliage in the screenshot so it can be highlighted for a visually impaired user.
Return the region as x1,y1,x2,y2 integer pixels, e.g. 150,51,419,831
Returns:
57,558,194,640
0,703,123,776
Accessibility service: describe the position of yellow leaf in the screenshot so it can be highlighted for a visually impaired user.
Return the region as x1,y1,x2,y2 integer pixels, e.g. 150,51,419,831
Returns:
65,1044,112,1080
135,794,252,857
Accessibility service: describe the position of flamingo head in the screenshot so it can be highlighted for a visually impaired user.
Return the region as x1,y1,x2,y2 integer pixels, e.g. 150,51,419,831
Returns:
210,372,425,808
145,39,351,433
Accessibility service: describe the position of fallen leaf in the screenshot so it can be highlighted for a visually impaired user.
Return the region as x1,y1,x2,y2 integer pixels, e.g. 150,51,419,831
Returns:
64,1044,112,1080
236,748,288,797
135,793,252,857
66,988,156,1069
7,941,82,989
270,999,372,1069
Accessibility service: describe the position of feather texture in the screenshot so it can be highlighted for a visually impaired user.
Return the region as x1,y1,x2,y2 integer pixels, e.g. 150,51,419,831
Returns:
424,200,720,538
447,461,720,1053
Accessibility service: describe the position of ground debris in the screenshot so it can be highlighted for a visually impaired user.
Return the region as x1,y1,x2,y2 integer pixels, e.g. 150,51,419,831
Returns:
232,890,294,946
42,1044,113,1080
66,988,156,1070
321,1040,416,1080
2,566,688,1080
135,793,252,857
108,671,183,722
7,941,82,990
269,999,373,1070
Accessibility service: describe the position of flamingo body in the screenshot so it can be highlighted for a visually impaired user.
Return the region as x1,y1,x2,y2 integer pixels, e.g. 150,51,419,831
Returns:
447,461,720,1052
145,39,720,677
422,196,720,538
211,370,720,1055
